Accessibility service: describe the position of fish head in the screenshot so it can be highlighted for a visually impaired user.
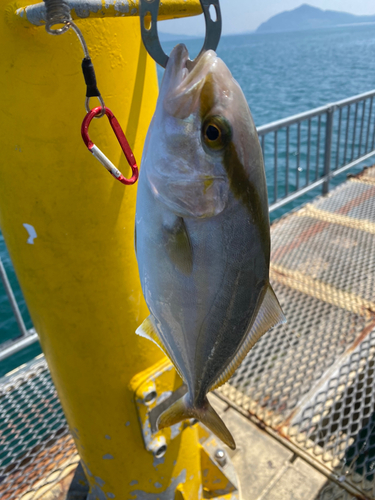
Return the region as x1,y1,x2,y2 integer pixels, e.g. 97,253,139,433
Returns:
142,44,266,219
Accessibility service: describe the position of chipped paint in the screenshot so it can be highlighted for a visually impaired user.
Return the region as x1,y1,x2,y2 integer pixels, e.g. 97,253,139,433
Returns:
103,0,130,14
73,0,101,17
23,223,37,244
102,454,114,460
105,435,111,440
154,482,162,488
81,460,93,478
95,476,105,487
153,453,165,468
15,0,202,26
130,480,139,486
131,470,186,499
89,484,107,500
125,421,130,426
114,0,130,14
107,494,115,499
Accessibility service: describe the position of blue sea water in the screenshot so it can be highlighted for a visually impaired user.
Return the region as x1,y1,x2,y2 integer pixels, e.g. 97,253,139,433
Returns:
1,23,375,376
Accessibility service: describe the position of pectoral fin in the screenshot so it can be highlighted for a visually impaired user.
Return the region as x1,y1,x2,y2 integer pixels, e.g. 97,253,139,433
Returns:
210,283,286,390
163,217,193,276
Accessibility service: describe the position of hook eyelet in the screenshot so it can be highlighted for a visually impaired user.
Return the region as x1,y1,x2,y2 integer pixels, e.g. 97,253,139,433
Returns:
139,0,222,68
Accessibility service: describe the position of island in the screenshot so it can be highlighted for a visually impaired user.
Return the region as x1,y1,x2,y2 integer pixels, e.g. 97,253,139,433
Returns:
256,4,375,34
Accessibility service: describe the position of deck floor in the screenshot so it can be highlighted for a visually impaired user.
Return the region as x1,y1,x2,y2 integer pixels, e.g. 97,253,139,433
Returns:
218,165,375,500
1,166,375,499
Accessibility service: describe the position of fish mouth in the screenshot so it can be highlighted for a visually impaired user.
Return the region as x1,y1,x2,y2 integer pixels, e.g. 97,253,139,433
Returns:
161,44,221,118
171,44,218,91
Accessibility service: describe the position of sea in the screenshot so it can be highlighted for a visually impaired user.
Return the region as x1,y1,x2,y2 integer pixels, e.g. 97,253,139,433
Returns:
1,23,375,376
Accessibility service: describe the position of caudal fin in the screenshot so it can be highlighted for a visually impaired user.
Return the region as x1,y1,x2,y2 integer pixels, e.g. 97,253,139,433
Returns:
157,394,236,450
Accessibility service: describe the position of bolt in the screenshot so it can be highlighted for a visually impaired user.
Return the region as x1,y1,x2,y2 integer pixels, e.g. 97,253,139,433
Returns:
214,449,227,467
143,390,157,405
154,444,167,459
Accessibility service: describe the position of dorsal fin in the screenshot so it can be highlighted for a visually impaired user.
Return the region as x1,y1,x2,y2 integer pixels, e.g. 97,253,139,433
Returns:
210,284,286,391
136,316,184,380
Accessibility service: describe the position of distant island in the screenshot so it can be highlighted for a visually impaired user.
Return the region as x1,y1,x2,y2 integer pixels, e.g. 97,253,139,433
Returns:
256,4,375,34
158,32,199,43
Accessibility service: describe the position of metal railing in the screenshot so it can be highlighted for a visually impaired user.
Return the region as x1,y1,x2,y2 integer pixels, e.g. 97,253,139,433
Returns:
1,89,375,360
0,258,38,362
259,89,375,212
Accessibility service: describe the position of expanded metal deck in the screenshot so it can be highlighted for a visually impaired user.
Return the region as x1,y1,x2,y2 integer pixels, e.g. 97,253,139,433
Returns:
1,166,375,499
220,166,375,499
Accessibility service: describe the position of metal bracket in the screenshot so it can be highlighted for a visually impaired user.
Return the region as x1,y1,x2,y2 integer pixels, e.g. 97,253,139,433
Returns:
134,358,188,459
198,427,240,499
67,358,241,498
139,0,222,68
132,358,241,498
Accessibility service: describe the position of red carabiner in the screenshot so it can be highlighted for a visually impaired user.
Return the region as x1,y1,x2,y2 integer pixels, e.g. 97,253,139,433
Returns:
81,106,139,185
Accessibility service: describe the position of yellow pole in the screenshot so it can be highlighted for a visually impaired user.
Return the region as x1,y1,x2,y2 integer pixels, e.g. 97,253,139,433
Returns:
1,1,203,497
15,0,203,25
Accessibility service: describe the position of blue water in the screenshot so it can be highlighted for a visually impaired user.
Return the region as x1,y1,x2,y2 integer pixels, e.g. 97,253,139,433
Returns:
1,23,375,376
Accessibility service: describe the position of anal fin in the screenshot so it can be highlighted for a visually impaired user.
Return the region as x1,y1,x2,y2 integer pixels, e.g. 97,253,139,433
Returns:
210,283,286,391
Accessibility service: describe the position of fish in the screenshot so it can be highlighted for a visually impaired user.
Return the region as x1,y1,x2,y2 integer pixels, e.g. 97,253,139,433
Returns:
134,44,286,450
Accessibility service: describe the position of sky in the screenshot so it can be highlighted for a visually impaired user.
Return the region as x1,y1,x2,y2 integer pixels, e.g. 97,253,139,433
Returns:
159,0,375,36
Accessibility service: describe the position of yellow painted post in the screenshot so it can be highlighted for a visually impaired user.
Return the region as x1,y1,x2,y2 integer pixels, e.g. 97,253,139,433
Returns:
0,1,205,498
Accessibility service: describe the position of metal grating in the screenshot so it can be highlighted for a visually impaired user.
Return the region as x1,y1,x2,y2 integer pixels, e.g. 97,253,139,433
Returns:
314,179,375,223
288,329,375,494
219,166,375,499
0,356,78,499
316,482,358,500
220,287,368,427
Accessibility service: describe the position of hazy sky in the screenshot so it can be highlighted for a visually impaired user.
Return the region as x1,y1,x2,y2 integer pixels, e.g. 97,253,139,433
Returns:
159,1,375,36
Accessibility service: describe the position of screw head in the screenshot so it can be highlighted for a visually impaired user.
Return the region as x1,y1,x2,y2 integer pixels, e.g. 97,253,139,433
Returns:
214,449,227,467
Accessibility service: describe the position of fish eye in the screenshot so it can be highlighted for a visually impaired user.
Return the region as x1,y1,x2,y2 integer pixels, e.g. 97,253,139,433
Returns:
202,116,232,151
206,124,221,142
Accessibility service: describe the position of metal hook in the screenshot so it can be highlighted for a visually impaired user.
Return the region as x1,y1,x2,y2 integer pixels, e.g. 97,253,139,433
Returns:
139,0,222,68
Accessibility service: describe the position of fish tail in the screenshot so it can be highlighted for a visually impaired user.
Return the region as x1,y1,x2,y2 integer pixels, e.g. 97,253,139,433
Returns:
157,394,236,450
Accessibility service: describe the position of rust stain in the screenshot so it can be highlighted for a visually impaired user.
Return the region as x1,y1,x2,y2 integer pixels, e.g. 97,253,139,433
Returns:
272,220,330,261
273,317,375,435
271,169,375,263
0,433,77,499
337,183,375,215
347,318,375,354
275,408,300,433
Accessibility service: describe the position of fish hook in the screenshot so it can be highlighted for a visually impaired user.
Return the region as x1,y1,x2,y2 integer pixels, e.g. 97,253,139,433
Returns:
139,0,222,68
